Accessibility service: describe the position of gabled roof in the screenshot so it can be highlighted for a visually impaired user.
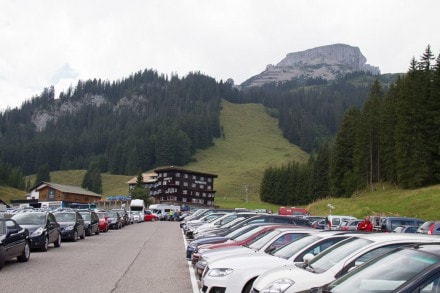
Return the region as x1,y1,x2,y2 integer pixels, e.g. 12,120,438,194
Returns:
126,172,158,184
32,181,101,198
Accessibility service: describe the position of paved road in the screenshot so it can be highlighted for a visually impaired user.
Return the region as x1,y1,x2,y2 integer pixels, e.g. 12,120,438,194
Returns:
0,221,196,293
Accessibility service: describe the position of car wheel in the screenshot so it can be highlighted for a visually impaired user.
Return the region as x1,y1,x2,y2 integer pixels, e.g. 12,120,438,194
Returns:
17,241,30,262
72,230,78,242
86,227,91,236
41,236,49,252
0,246,6,270
54,234,61,247
80,229,86,239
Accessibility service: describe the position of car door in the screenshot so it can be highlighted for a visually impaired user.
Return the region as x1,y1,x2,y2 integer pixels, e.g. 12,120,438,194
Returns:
4,219,25,257
76,212,85,235
47,213,59,243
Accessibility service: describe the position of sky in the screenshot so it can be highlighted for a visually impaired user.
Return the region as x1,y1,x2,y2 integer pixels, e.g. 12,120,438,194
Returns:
1,0,439,111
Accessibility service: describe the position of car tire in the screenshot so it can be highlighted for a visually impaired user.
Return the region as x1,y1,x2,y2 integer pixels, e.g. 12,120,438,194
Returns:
0,246,6,270
17,241,30,262
41,236,49,252
54,234,61,248
80,229,86,239
72,230,78,242
86,227,91,236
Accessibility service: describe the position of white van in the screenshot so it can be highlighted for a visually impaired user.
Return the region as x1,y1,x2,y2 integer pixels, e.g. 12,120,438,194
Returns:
148,204,180,220
325,215,357,230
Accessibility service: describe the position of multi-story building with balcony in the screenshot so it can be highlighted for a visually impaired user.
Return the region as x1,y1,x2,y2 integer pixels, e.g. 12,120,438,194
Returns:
149,166,217,207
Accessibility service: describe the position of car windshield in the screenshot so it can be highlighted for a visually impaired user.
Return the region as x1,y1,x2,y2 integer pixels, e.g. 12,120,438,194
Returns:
245,230,282,249
79,213,91,220
13,213,46,225
329,248,440,292
107,211,117,218
231,226,270,241
55,213,76,222
272,235,321,259
97,213,107,219
221,217,246,229
308,237,373,273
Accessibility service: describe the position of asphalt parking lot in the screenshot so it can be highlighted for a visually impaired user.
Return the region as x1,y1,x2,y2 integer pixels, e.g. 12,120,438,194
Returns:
0,220,197,293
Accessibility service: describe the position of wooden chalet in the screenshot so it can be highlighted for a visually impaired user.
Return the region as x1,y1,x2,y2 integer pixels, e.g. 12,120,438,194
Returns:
28,181,101,206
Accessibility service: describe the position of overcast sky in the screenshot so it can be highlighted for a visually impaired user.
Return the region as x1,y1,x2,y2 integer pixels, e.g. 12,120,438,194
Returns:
1,0,439,111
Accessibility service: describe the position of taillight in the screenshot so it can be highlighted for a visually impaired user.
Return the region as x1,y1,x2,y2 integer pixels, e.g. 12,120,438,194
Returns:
429,223,435,235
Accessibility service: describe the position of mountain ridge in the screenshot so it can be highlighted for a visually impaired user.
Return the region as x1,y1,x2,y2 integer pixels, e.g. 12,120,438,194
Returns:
241,43,380,87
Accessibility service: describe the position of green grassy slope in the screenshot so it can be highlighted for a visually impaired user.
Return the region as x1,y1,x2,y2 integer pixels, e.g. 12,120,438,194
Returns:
185,99,309,209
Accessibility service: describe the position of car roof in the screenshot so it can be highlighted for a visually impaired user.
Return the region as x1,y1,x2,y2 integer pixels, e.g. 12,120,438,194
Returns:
343,232,439,242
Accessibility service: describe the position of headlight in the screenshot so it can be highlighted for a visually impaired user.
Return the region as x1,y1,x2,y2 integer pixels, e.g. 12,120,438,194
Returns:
261,279,295,293
208,268,233,277
31,227,44,237
65,225,74,231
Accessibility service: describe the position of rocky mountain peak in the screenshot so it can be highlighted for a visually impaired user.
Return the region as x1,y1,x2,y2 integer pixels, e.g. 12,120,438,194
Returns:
242,44,380,87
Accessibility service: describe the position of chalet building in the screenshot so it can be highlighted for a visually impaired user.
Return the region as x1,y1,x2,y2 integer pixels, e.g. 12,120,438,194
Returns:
149,166,217,207
28,181,101,206
126,172,158,191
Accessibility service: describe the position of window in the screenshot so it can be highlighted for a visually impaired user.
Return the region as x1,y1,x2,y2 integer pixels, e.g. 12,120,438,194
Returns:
192,183,196,187
199,185,204,189
184,174,188,179
208,178,212,182
183,182,188,186
176,172,180,177
176,181,180,185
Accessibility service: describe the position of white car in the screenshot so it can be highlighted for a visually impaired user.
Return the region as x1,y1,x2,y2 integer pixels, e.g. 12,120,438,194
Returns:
196,227,317,279
199,232,350,293
250,233,440,293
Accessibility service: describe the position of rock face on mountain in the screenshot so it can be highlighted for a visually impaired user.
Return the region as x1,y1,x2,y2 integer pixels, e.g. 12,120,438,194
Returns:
242,44,380,87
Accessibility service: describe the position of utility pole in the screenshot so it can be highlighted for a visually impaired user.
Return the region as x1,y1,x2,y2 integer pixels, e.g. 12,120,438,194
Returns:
244,184,249,203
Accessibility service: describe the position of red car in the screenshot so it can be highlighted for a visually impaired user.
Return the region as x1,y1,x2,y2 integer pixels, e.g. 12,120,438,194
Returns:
144,210,157,222
97,212,109,232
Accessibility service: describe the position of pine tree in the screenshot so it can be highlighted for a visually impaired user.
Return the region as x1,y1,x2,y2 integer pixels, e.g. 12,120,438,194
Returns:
35,163,51,185
82,161,102,194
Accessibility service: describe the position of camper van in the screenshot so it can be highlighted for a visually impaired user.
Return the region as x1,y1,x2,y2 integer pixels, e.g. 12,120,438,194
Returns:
148,204,180,221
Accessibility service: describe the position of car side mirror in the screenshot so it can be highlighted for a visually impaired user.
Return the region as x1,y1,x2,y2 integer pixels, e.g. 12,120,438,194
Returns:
303,253,315,264
7,228,19,237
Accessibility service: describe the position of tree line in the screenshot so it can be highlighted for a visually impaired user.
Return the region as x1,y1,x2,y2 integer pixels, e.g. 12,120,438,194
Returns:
260,46,440,205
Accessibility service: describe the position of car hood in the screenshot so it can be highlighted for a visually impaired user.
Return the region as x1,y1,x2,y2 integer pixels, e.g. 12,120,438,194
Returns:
193,236,228,245
252,263,330,292
58,222,75,227
17,224,42,233
208,253,290,271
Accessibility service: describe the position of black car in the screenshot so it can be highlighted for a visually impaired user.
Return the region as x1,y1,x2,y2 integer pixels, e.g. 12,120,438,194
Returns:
112,209,129,227
53,210,86,241
0,218,31,270
106,211,123,230
12,211,61,251
78,210,100,236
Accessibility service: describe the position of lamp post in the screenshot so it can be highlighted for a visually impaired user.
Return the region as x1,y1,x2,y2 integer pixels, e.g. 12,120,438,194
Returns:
244,185,249,203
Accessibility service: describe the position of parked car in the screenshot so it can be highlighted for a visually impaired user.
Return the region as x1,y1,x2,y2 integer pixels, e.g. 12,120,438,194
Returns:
340,219,361,231
78,210,100,236
323,243,440,292
97,211,109,232
250,233,439,293
107,211,123,229
12,211,61,251
200,232,350,292
112,209,129,226
0,218,31,270
144,210,157,222
417,220,440,235
325,215,357,230
196,227,317,279
371,216,425,232
393,225,419,233
130,211,141,223
311,219,326,230
53,210,86,241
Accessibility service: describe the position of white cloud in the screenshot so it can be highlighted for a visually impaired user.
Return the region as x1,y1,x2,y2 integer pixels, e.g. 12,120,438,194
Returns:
0,0,439,111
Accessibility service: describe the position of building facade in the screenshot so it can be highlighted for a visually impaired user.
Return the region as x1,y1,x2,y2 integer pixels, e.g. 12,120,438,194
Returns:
149,166,217,207
28,181,102,206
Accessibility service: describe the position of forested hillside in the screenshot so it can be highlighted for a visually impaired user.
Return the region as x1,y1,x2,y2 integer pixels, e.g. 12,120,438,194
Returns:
0,71,237,186
260,46,440,205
